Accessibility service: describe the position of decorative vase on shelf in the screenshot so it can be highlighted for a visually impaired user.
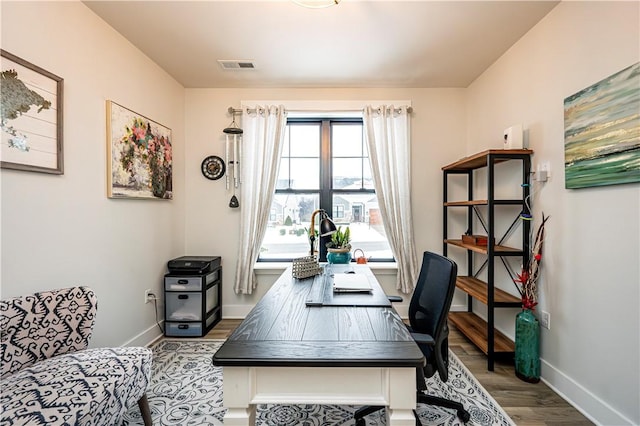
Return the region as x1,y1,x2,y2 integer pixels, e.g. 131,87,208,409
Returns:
327,248,352,264
515,308,541,383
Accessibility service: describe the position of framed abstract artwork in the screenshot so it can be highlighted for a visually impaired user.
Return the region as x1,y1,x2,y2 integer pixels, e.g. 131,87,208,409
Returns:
564,62,640,189
106,101,172,199
1,50,64,174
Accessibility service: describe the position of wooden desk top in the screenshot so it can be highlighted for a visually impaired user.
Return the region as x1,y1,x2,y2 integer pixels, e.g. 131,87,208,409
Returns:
213,265,424,368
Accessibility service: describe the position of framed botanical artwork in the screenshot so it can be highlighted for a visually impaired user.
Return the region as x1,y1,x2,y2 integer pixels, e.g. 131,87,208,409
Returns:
564,62,640,189
1,49,64,174
106,101,172,199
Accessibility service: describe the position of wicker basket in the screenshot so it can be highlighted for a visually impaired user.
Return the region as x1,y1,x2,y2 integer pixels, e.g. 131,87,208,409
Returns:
292,256,323,279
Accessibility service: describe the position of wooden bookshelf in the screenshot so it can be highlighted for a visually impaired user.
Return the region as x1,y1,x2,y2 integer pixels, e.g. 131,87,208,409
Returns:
444,200,488,206
445,239,522,255
455,276,521,305
449,312,515,354
443,149,532,370
442,149,533,171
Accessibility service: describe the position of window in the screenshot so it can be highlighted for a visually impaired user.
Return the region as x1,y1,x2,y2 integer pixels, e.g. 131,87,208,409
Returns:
259,118,393,262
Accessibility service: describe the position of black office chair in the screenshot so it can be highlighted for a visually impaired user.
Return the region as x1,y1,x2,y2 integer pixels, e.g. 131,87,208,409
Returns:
354,251,471,425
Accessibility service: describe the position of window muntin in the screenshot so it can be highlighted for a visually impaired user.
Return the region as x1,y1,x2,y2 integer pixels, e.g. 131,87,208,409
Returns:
260,119,393,262
276,124,320,190
332,123,374,190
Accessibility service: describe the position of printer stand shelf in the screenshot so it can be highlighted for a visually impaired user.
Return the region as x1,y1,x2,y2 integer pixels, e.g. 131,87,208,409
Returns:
164,256,222,337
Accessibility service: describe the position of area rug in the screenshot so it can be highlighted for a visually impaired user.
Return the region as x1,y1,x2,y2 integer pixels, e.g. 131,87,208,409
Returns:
121,339,514,426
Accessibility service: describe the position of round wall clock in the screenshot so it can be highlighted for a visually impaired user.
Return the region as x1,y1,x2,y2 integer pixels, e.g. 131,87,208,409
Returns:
201,155,225,180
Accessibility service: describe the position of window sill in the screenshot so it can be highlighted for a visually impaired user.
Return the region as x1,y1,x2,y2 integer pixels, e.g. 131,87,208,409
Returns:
254,262,398,276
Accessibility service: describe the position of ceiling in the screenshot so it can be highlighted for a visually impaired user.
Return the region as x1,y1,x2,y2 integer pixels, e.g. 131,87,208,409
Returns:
83,0,559,89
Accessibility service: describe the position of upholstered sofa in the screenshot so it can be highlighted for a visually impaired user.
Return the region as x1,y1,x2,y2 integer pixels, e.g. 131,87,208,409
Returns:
0,286,153,425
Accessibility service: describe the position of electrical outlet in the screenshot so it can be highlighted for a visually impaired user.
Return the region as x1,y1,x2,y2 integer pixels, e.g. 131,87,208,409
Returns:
540,310,550,329
144,289,153,304
535,170,548,182
542,161,551,178
537,161,551,180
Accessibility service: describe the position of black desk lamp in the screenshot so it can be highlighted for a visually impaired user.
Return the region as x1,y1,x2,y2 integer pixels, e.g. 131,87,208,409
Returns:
309,209,337,256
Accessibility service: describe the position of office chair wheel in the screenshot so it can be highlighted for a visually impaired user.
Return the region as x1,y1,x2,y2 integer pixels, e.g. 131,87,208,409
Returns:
457,408,471,423
355,419,366,426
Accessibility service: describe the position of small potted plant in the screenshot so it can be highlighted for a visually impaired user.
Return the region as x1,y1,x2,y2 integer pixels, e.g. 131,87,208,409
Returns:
326,226,352,264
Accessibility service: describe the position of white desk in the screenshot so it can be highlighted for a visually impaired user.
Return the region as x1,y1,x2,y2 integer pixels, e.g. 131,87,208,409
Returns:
212,265,423,426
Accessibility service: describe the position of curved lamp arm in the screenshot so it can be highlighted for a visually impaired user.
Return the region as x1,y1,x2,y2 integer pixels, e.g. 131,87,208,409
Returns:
309,209,337,256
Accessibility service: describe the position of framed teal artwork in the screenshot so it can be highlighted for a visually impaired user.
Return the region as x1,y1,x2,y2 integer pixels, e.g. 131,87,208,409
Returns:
564,62,639,189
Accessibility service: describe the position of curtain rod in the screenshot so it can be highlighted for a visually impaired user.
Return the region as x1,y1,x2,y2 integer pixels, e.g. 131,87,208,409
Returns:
227,106,413,115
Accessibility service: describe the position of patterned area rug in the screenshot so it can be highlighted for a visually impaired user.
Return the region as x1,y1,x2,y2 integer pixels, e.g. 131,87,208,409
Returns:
121,339,514,426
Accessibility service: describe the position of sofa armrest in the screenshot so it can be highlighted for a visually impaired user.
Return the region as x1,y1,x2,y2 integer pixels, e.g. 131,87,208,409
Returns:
1,286,97,378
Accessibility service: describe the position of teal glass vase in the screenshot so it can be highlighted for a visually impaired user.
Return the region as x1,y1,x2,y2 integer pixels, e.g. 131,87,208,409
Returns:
515,308,541,383
327,250,352,264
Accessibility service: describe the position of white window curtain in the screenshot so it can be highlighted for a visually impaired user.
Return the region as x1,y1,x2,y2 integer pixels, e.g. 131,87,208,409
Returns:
363,105,419,294
233,105,287,294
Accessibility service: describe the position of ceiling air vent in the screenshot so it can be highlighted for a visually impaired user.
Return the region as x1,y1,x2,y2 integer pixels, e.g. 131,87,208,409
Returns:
218,60,256,70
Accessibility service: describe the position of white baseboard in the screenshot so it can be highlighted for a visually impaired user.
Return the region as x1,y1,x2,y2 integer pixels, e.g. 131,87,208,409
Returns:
394,304,409,319
541,359,634,425
122,321,164,348
450,303,466,312
223,304,253,319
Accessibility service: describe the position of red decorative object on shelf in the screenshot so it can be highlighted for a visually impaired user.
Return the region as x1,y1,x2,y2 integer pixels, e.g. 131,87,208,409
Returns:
462,234,488,246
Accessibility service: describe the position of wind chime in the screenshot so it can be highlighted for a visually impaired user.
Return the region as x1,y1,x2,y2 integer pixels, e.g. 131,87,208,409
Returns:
199,108,243,208
223,111,242,208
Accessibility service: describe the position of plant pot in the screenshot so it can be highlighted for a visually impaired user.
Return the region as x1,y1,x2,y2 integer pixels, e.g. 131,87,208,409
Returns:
327,248,352,264
515,308,540,383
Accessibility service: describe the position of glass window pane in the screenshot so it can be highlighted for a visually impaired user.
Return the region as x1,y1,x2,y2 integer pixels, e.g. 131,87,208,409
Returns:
333,158,363,189
290,158,319,189
262,118,393,262
275,158,290,189
332,193,392,259
281,126,290,157
333,124,363,157
362,160,374,190
260,193,319,260
289,124,320,157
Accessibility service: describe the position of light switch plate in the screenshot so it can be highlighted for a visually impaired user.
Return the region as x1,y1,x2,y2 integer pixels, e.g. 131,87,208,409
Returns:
540,310,550,329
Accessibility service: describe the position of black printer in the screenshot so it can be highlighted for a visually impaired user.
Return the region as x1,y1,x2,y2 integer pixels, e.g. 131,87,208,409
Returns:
167,256,221,275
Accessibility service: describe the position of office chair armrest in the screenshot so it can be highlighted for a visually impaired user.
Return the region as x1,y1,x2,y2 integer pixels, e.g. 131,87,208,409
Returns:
387,296,403,303
410,332,435,346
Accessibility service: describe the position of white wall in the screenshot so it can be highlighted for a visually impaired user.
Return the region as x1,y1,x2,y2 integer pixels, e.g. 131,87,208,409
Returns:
3,1,638,424
184,88,468,316
466,2,640,424
0,2,186,348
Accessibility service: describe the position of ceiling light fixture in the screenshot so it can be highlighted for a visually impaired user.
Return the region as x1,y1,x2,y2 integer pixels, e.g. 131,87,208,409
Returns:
292,0,340,9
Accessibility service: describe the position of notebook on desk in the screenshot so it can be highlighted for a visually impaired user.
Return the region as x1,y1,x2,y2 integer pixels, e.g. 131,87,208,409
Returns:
333,274,372,293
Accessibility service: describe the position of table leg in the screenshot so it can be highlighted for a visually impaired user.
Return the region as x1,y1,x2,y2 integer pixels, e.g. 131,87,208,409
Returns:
387,408,417,426
386,368,417,426
222,367,256,426
224,408,256,426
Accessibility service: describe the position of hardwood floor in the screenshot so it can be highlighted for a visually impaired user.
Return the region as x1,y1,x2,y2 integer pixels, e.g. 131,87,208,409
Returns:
205,319,592,425
447,325,592,426
205,319,243,340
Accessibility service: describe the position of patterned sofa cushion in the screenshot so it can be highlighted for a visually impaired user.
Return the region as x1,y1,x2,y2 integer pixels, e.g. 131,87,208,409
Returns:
1,286,97,378
0,287,153,426
1,347,152,425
